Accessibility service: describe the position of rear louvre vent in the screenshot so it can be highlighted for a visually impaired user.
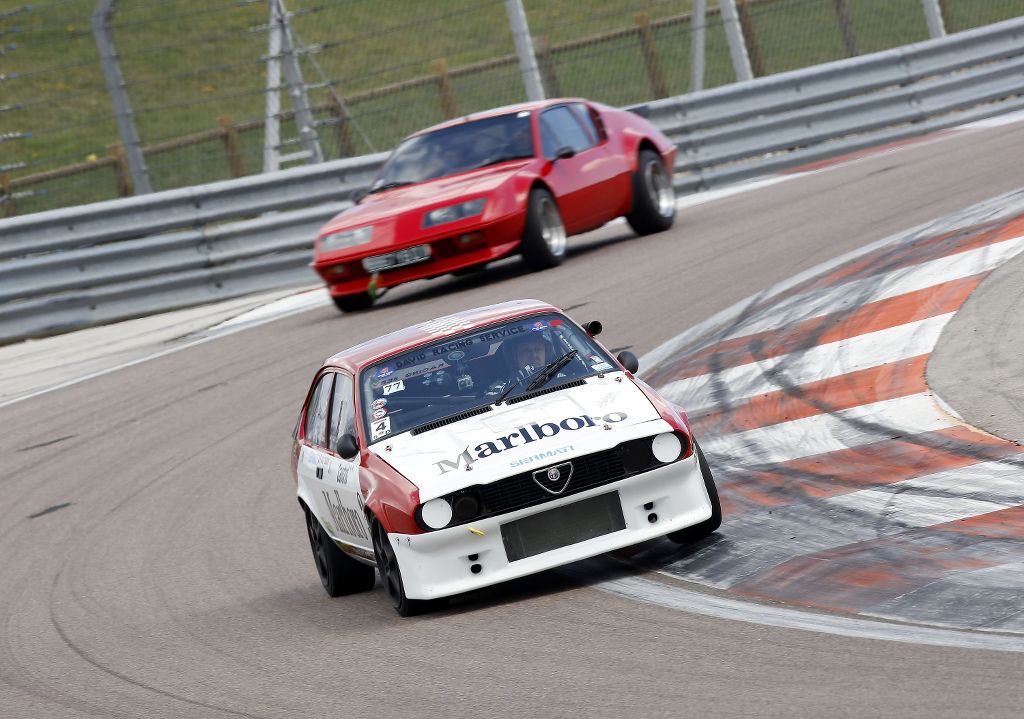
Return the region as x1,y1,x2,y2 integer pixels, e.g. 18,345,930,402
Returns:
505,379,586,405
411,405,493,435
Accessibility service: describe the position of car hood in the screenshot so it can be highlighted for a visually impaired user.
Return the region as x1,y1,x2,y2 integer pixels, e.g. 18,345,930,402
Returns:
370,374,672,500
322,162,531,232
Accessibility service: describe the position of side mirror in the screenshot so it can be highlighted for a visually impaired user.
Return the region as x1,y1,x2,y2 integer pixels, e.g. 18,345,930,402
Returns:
617,351,639,374
555,146,576,160
336,433,359,460
582,320,602,336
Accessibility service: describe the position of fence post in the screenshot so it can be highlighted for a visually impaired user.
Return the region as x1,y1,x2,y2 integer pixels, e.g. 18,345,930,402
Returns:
92,0,152,194
107,142,133,197
218,115,245,178
831,0,859,57
503,0,545,101
535,37,561,98
921,0,946,38
736,0,766,77
0,174,14,218
690,0,707,92
719,0,753,81
635,13,669,99
433,59,458,119
938,0,953,33
328,94,356,157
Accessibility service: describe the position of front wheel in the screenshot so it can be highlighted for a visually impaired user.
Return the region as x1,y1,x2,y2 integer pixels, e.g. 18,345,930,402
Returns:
332,292,374,313
371,518,442,616
666,442,722,545
626,148,676,236
305,508,376,596
520,188,567,271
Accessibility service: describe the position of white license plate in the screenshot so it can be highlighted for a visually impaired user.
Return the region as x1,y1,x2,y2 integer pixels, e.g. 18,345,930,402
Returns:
362,244,431,273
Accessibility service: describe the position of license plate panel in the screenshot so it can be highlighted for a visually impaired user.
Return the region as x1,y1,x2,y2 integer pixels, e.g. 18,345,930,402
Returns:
501,491,626,562
362,244,431,273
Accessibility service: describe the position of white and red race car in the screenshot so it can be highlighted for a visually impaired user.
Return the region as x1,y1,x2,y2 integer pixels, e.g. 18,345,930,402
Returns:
291,299,721,615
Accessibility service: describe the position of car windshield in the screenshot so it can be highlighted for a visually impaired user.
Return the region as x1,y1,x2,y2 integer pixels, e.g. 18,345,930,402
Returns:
370,112,534,190
359,313,616,443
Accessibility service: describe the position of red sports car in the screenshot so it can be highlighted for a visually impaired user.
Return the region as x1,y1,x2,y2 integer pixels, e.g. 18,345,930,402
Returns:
311,99,678,312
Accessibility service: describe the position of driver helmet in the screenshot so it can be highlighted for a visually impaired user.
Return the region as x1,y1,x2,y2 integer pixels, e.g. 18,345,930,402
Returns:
504,328,553,375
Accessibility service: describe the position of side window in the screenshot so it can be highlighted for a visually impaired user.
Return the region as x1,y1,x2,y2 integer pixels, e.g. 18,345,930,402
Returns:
328,373,356,454
539,105,597,159
304,373,333,448
572,103,602,143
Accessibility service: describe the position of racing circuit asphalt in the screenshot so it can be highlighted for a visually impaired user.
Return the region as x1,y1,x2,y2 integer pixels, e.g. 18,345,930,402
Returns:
2,120,1024,718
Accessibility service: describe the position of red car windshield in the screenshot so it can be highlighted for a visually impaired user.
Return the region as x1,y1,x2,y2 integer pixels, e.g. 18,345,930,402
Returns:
359,313,616,444
370,112,534,190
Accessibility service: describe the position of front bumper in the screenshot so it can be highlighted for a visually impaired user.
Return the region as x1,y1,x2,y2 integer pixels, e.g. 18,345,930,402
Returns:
389,451,712,600
313,211,525,297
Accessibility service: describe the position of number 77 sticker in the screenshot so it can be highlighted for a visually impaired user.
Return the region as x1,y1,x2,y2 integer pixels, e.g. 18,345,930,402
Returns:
371,416,392,440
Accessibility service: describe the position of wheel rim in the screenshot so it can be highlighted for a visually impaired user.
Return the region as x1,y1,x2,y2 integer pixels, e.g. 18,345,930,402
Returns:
306,512,329,584
538,196,567,257
644,160,675,217
374,523,403,608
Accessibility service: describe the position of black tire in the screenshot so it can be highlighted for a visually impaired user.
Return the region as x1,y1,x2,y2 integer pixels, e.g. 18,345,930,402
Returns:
625,148,676,236
305,508,376,596
520,188,567,271
370,518,441,616
666,442,722,545
332,293,374,313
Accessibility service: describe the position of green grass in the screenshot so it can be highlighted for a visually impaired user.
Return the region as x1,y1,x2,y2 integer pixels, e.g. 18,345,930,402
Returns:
1,0,1021,216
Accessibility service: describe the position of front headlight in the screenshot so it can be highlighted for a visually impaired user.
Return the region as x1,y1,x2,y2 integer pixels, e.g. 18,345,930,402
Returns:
419,498,453,530
320,225,374,251
422,198,486,228
651,432,683,463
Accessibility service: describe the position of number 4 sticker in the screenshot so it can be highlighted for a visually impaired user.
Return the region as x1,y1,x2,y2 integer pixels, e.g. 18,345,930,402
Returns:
371,416,391,440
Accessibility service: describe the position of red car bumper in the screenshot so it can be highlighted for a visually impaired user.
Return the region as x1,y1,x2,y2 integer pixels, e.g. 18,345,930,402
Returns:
312,212,525,297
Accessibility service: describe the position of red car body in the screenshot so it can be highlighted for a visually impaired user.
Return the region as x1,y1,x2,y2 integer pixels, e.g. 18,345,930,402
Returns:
311,99,677,307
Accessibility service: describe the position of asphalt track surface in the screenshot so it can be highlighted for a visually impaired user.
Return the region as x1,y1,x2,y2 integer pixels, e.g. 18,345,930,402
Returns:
3,121,1024,718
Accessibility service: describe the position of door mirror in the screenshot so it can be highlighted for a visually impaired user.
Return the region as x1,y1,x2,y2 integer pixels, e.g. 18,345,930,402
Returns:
617,351,639,374
582,320,602,336
336,433,359,460
555,146,576,160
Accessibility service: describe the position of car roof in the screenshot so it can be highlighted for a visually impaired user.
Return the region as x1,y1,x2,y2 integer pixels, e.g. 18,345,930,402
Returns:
409,97,589,137
324,299,561,373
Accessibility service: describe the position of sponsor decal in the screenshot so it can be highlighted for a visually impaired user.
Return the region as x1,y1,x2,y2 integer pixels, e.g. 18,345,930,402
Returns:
591,361,612,371
448,350,466,361
371,416,392,440
371,398,388,410
509,444,574,468
431,339,473,356
375,365,395,379
434,411,628,474
529,321,547,332
322,489,368,539
372,407,388,420
383,380,405,395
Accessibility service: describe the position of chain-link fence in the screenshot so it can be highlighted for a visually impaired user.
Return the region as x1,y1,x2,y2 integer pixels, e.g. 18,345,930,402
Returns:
1,0,1020,217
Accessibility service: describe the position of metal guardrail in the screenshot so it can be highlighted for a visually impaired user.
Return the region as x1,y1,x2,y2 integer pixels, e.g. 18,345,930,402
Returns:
1,17,1022,345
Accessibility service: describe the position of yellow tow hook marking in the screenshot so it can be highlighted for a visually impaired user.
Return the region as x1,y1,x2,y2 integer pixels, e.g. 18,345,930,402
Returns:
468,526,485,537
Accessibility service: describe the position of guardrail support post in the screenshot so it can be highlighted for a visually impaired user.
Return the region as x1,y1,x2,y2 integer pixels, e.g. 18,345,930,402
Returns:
504,0,545,101
636,13,669,99
690,0,707,92
922,0,947,38
719,0,753,82
92,0,152,195
433,59,458,119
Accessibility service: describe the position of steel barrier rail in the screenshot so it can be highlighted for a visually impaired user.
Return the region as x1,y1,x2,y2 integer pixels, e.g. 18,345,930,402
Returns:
0,17,1022,345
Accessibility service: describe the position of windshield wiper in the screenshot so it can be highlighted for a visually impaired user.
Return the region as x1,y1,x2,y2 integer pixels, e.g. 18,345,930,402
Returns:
525,350,578,392
474,154,532,169
366,180,414,195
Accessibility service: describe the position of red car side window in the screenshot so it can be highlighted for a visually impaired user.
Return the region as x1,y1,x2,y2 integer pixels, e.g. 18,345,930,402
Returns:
304,373,333,448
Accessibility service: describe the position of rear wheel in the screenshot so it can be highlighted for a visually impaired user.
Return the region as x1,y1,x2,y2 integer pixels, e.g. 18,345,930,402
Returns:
666,442,722,545
625,148,676,236
370,518,443,616
332,293,374,313
305,508,376,596
520,188,567,271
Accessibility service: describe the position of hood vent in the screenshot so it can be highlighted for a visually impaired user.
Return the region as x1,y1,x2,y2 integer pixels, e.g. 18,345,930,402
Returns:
411,404,493,435
505,379,586,405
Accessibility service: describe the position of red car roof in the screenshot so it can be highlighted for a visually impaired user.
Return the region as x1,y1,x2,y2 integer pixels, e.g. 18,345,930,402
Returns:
408,97,589,137
324,299,560,373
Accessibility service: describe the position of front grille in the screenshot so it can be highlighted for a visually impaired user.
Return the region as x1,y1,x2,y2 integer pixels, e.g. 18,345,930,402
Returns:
477,447,626,517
